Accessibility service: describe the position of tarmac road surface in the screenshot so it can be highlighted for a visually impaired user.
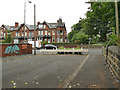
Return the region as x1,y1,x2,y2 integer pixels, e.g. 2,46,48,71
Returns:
2,48,119,88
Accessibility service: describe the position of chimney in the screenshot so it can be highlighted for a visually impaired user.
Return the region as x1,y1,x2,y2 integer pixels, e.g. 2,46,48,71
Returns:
15,22,19,28
37,22,40,25
57,18,62,24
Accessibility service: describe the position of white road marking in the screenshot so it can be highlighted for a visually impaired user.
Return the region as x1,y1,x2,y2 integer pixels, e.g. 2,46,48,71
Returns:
59,54,90,88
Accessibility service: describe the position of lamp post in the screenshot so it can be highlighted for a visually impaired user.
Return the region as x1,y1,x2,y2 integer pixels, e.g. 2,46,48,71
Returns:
24,0,26,43
28,1,36,55
34,4,36,55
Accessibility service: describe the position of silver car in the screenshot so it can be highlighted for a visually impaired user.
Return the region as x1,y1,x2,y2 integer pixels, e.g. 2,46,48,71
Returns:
44,44,57,49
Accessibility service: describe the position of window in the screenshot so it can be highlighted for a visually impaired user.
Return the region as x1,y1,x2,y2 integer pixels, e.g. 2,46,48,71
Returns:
45,39,47,41
15,32,17,36
38,30,43,35
25,32,27,36
25,27,27,30
4,33,5,37
60,30,64,35
28,39,32,41
22,27,23,30
48,31,50,35
15,32,19,36
57,31,60,35
52,37,55,43
45,31,47,35
21,32,24,36
52,30,55,35
57,37,60,43
4,28,5,31
29,32,33,36
60,37,63,42
44,25,46,29
39,24,43,28
48,38,51,43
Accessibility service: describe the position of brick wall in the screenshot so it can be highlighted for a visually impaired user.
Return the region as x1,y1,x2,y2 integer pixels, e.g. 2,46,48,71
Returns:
0,43,32,57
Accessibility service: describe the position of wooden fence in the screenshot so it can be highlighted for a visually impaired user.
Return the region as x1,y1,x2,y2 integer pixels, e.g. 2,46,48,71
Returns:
102,46,120,80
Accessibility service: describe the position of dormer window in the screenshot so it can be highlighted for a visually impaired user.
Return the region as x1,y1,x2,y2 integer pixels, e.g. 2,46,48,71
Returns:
4,28,5,31
25,27,27,30
44,25,46,29
39,24,43,28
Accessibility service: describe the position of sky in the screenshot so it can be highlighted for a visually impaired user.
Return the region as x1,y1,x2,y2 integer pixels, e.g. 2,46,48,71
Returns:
0,0,90,33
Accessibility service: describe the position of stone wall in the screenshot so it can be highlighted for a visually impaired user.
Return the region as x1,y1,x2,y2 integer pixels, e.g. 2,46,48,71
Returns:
102,46,120,81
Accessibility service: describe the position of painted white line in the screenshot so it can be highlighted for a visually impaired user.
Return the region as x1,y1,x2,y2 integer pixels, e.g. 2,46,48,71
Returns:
59,54,90,88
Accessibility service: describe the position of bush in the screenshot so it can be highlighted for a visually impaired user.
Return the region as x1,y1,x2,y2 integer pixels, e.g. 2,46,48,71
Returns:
59,46,64,49
75,45,81,49
3,34,13,43
43,42,80,46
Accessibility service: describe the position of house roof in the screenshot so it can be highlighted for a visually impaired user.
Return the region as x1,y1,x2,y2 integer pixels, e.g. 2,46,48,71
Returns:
2,18,66,31
46,22,65,29
3,25,21,31
26,24,37,30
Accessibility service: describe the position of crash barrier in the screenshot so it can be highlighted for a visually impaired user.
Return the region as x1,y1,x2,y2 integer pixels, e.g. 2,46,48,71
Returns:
102,46,120,80
40,49,88,55
0,43,32,57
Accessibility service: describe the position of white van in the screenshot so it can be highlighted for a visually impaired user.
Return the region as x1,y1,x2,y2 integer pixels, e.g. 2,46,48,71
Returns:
28,40,41,49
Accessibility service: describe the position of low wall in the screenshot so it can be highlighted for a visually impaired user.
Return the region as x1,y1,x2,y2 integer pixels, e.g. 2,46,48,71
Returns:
102,46,120,81
57,45,102,48
0,43,32,57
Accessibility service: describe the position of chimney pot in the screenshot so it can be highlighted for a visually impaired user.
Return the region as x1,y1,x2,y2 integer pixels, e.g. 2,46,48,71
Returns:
15,22,19,28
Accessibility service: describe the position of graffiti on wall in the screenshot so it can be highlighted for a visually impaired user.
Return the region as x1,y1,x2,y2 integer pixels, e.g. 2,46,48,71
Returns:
4,45,20,54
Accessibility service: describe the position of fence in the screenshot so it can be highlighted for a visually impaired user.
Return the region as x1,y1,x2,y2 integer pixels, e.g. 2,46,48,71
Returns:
102,46,120,80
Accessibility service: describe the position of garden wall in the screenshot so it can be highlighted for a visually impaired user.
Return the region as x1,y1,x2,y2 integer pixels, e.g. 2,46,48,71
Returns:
0,43,32,57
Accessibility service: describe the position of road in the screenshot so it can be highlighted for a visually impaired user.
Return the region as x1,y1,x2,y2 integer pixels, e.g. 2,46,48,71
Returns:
2,48,119,88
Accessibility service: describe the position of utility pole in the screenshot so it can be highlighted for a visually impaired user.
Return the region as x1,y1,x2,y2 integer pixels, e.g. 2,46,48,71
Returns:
115,0,120,55
34,4,36,55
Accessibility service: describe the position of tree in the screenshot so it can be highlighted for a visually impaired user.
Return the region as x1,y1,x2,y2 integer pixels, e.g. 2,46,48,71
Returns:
82,2,118,42
71,32,89,44
3,30,13,43
68,18,83,42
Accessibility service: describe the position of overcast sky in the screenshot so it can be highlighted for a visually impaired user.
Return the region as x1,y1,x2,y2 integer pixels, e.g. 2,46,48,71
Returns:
0,0,90,33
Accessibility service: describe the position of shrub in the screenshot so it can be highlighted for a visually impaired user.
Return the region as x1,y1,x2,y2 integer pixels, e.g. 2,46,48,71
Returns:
59,46,64,49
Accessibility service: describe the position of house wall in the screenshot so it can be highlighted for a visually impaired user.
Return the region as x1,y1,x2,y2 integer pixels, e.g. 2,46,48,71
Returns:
1,21,67,43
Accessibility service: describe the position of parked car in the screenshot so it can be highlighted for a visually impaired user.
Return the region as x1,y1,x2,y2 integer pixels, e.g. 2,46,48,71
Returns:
44,44,57,49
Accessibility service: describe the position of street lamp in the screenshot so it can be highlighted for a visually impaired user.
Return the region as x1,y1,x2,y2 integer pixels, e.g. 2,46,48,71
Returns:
24,0,32,43
34,4,37,55
28,1,36,55
24,0,26,43
24,0,36,55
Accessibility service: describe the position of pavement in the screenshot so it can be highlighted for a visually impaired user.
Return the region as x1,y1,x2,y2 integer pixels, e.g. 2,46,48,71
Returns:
68,48,119,88
2,48,119,88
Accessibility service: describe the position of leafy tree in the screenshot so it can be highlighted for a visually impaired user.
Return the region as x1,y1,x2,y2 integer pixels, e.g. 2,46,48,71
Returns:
2,30,13,43
103,28,118,47
71,32,89,44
